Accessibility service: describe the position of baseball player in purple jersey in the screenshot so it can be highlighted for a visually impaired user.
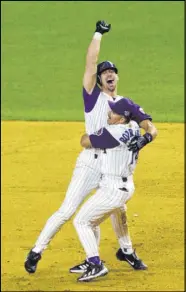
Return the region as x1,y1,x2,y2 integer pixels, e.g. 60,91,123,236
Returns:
74,99,142,282
24,20,157,275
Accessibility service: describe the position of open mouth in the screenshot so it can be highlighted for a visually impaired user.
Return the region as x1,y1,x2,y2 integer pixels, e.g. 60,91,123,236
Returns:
107,79,114,85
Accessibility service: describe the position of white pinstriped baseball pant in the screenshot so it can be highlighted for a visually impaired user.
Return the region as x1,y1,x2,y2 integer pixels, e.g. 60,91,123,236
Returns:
33,155,132,254
73,175,135,258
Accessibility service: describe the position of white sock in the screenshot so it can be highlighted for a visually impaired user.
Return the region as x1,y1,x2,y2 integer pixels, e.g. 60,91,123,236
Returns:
32,246,42,254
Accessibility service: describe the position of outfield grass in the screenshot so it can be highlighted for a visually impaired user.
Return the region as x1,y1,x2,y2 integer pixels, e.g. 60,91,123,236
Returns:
1,1,184,122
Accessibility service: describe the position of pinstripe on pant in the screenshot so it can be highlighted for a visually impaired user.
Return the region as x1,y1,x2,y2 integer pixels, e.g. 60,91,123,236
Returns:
33,154,133,254
34,160,101,253
73,176,134,258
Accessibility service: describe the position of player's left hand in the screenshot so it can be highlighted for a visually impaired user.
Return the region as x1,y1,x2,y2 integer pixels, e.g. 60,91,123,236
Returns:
128,133,153,152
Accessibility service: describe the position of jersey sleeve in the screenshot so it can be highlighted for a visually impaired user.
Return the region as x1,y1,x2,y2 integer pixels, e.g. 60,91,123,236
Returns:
89,123,141,149
89,126,120,149
123,98,152,124
83,85,101,113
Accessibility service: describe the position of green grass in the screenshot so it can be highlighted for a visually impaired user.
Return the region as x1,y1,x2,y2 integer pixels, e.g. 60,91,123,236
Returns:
1,1,184,122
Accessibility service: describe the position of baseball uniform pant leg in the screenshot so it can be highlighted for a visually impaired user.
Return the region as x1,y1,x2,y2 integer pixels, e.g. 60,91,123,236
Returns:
33,163,101,254
110,176,135,251
74,187,132,259
110,208,133,251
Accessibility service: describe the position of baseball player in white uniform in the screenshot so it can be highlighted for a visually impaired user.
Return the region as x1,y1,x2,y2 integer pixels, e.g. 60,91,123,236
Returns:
24,20,157,274
74,99,141,282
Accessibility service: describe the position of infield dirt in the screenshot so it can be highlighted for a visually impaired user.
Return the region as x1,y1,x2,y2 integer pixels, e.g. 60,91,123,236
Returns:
2,121,184,291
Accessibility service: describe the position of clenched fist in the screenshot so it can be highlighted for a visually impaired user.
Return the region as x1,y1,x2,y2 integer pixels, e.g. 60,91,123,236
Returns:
95,20,111,34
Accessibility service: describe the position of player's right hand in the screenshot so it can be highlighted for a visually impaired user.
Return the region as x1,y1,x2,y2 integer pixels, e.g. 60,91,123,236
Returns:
128,133,153,152
95,20,111,34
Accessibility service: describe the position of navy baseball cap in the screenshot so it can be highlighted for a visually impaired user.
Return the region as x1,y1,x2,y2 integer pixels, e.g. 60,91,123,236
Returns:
108,99,132,119
97,61,118,75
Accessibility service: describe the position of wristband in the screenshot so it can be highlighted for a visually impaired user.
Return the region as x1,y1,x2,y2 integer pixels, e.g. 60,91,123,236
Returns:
93,32,102,40
143,132,153,143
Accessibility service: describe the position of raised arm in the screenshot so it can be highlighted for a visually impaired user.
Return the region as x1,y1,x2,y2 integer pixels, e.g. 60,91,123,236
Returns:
83,21,111,94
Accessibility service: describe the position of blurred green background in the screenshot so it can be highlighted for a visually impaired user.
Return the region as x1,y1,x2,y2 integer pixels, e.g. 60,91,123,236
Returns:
1,1,184,122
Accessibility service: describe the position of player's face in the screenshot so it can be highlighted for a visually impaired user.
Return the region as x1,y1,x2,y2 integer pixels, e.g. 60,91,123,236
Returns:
107,110,126,125
100,69,118,92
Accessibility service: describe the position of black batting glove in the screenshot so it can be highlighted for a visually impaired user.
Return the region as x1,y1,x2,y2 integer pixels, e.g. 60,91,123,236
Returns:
95,20,111,34
128,133,153,152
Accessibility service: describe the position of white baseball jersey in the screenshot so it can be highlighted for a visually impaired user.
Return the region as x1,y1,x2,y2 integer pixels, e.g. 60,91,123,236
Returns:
83,84,151,134
78,85,123,166
74,121,141,260
83,86,123,134
89,121,141,178
78,85,151,166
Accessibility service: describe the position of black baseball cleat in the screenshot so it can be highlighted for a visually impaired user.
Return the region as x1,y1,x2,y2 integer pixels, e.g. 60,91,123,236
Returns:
116,248,148,270
69,260,91,274
69,259,106,274
24,250,41,273
77,262,108,282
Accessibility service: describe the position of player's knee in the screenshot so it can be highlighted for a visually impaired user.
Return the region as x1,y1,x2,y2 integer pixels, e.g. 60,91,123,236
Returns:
57,205,76,222
73,214,90,229
73,215,81,228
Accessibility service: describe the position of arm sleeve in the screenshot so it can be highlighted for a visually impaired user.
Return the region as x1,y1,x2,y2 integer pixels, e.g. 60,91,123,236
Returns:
83,85,101,113
89,127,120,149
124,98,152,124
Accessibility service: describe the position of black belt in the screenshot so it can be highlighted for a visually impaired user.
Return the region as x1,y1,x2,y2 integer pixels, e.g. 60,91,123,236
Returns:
94,149,107,159
119,177,128,191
